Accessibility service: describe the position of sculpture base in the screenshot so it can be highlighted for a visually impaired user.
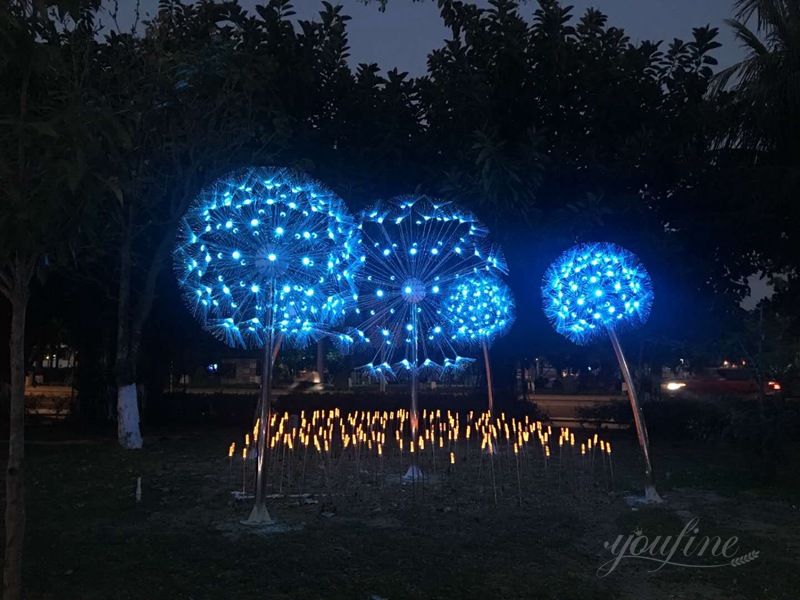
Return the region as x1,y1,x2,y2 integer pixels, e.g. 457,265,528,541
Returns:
625,486,664,506
402,464,423,480
242,503,275,525
645,484,664,504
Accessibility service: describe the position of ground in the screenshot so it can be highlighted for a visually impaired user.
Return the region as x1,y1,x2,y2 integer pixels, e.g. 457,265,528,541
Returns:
7,423,800,600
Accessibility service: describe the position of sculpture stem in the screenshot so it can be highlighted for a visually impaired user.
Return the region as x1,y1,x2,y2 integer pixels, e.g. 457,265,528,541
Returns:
482,338,494,415
403,305,423,480
607,327,662,503
248,280,276,523
410,305,419,442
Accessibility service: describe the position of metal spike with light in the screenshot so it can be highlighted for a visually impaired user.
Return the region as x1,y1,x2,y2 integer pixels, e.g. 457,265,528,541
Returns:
173,166,360,522
440,271,516,413
351,196,506,477
542,242,661,502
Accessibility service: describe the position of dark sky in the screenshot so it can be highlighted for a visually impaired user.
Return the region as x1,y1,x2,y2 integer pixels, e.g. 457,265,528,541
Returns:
111,0,745,75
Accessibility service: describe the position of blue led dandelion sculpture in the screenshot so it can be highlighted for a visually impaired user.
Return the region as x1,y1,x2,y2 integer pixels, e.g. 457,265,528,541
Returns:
440,271,516,413
351,196,506,475
542,242,661,502
542,242,653,346
174,166,360,521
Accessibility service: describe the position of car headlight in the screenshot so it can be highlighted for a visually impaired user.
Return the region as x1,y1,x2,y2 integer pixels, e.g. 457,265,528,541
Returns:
666,382,686,391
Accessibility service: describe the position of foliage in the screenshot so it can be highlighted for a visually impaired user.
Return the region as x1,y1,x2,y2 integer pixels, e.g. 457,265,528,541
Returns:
5,0,799,418
0,1,102,263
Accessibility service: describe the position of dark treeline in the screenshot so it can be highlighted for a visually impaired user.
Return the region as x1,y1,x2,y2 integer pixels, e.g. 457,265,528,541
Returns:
3,0,799,421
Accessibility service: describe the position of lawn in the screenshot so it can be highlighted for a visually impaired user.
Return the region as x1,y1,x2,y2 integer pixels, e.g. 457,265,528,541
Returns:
8,419,800,600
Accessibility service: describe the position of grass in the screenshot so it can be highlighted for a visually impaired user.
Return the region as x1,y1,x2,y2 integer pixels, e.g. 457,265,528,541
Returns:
6,422,800,600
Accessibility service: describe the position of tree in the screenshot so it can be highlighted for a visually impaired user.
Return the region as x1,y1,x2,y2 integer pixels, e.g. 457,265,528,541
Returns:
0,1,103,597
87,0,270,447
401,0,730,376
711,0,800,330
714,0,800,162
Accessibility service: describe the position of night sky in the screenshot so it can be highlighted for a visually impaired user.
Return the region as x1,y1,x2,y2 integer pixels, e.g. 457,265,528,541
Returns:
112,0,745,75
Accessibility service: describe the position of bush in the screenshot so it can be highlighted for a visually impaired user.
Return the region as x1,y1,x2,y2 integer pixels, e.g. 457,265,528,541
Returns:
577,398,729,442
577,395,800,447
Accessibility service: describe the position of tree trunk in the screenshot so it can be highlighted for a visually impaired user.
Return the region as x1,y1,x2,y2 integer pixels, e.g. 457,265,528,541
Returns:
113,199,183,448
115,226,142,449
3,256,34,600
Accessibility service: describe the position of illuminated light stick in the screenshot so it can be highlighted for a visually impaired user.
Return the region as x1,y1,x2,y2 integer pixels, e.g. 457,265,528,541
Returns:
280,432,292,492
544,445,550,475
477,433,486,482
301,430,310,490
409,439,418,502
242,447,248,495
542,242,661,503
514,443,522,507
557,435,563,488
350,197,506,479
489,438,498,506
174,167,361,523
399,437,404,475
598,439,609,490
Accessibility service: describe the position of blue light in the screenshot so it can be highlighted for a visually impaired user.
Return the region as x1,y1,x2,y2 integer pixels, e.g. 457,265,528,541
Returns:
541,242,653,346
173,166,361,350
349,196,506,379
439,272,515,348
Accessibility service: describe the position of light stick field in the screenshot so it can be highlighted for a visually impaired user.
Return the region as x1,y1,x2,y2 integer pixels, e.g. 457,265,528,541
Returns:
227,409,616,512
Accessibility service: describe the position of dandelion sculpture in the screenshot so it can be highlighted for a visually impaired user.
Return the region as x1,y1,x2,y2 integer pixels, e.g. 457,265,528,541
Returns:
440,272,516,414
351,196,506,476
542,242,662,502
174,166,360,522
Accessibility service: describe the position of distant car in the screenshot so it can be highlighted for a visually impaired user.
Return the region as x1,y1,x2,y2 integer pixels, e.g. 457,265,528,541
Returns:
662,368,780,398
